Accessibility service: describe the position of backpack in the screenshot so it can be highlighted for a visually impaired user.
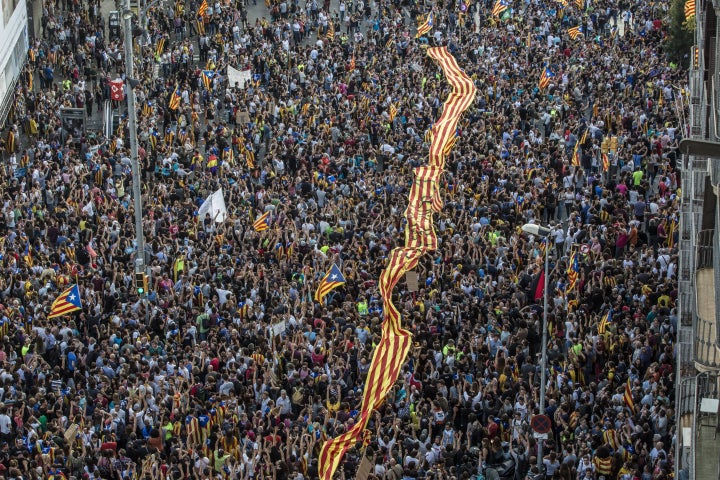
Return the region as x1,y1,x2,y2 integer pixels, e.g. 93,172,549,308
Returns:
292,387,303,404
190,383,207,402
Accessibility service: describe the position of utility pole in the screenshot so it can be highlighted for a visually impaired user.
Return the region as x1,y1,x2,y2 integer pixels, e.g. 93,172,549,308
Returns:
122,0,147,294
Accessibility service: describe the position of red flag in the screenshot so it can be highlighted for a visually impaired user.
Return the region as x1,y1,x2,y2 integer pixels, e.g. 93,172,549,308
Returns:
110,80,124,101
534,270,545,301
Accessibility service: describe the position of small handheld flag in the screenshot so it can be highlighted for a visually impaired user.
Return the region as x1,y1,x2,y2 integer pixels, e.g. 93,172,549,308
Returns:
48,285,83,319
198,0,208,17
491,0,509,17
565,249,579,293
598,309,612,334
415,12,434,37
201,70,215,90
567,26,583,40
169,88,182,110
314,264,346,303
253,211,271,232
623,378,635,411
155,37,166,57
538,67,555,90
389,103,398,122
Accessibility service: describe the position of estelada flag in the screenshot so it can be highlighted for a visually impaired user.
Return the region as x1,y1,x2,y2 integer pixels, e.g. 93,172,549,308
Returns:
252,211,271,232
48,285,83,319
314,263,346,303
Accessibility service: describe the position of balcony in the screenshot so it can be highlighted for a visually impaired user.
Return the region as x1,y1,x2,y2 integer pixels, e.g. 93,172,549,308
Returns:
695,230,720,371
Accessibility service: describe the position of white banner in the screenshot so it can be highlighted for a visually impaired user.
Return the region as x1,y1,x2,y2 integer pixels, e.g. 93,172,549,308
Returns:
197,188,227,223
227,65,252,89
270,320,286,337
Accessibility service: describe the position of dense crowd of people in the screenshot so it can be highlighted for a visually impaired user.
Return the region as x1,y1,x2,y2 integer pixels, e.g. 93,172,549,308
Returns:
0,0,684,478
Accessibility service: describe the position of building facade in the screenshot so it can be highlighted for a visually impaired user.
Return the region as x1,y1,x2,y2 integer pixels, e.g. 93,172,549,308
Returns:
0,0,28,128
676,1,720,479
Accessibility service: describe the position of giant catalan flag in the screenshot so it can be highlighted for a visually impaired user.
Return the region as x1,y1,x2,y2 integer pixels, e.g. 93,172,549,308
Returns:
318,46,476,480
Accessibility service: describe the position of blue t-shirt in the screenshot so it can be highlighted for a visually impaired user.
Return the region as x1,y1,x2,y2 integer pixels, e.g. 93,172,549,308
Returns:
67,351,77,371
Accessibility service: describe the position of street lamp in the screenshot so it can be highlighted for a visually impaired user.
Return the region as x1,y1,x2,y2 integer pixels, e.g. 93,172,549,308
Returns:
521,222,551,471
122,1,146,291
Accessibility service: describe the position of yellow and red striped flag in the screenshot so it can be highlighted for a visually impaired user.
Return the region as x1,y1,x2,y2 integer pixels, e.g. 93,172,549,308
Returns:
252,211,270,232
442,130,459,157
245,148,255,169
685,0,696,21
572,129,587,167
201,70,215,90
389,103,398,122
623,378,635,412
667,219,677,248
415,12,433,37
491,0,509,17
567,25,582,39
168,88,182,110
575,0,583,9
538,67,554,90
565,249,579,293
314,263,346,303
318,46,476,480
598,309,612,335
602,153,609,172
198,0,208,17
155,37,166,57
48,285,83,319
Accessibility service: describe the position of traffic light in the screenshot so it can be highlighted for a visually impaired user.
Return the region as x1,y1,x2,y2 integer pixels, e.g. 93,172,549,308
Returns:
135,272,148,295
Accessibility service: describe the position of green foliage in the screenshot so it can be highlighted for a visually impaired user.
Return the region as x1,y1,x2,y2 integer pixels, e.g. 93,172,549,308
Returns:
666,0,695,68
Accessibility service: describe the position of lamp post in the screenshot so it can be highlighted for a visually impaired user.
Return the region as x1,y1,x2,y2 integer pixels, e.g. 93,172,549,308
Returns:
122,1,146,283
521,222,551,471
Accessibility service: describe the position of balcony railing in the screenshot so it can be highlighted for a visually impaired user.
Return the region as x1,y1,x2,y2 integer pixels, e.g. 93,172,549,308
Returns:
697,229,715,269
